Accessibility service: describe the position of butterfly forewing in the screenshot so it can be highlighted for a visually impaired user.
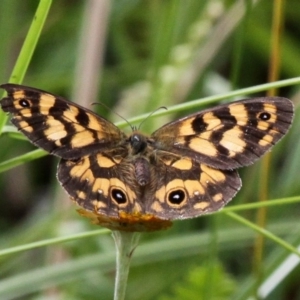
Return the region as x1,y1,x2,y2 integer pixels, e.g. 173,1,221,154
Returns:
0,84,126,160
151,97,293,169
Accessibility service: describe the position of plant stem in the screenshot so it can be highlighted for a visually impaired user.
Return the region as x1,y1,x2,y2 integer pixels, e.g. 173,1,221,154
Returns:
112,231,141,300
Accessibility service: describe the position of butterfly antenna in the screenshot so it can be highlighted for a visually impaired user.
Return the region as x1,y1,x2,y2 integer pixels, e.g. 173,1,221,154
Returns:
91,102,134,131
137,106,168,131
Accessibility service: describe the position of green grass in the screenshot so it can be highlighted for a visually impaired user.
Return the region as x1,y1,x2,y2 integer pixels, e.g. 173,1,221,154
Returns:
0,1,300,299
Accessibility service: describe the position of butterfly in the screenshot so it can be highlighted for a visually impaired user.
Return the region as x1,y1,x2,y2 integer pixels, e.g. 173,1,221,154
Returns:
0,84,294,231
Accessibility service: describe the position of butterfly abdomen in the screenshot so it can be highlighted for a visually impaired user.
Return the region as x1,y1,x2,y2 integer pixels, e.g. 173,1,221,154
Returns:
134,157,150,186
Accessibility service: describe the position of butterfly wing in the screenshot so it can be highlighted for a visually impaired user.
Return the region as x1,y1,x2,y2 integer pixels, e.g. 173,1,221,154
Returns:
57,153,174,231
0,84,126,159
57,152,240,227
57,153,138,216
142,155,241,220
151,97,294,169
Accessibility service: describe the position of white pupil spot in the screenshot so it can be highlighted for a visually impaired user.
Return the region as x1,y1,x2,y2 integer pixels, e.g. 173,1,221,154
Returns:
19,99,30,107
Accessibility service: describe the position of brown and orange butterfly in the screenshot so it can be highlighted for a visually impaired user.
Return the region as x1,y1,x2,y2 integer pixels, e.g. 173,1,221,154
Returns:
0,84,294,231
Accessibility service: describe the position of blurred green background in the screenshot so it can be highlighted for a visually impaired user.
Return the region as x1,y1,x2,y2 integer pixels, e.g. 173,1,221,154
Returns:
0,0,300,299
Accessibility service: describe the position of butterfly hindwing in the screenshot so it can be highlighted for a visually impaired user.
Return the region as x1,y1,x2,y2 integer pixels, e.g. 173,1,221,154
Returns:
0,84,126,160
151,97,293,169
57,151,143,216
144,155,241,219
57,152,241,220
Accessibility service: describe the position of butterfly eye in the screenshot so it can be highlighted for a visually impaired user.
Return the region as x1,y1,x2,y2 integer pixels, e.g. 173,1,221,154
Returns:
167,189,186,206
111,188,127,205
258,112,271,121
19,99,30,107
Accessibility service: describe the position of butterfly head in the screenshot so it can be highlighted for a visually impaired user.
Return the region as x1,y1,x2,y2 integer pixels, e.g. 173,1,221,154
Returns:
129,132,148,154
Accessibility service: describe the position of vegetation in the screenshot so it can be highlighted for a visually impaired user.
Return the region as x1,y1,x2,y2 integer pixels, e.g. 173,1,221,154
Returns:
0,1,300,299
